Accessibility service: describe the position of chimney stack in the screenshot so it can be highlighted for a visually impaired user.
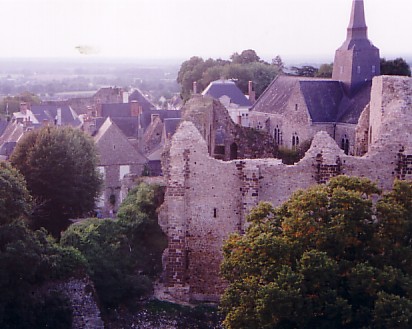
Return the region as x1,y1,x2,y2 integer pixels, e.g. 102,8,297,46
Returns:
20,102,29,114
248,81,256,104
193,81,198,95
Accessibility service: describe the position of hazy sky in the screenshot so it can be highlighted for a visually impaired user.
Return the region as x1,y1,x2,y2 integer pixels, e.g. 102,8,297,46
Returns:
0,0,410,62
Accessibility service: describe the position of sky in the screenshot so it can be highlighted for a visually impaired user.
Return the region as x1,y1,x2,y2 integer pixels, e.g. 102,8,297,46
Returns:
0,0,410,63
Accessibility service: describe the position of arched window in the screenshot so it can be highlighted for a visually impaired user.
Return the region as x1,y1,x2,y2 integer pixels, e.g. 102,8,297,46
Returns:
292,136,296,147
344,139,350,155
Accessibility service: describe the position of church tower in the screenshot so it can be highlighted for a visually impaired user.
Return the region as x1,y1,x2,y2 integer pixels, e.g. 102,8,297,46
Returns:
332,0,380,95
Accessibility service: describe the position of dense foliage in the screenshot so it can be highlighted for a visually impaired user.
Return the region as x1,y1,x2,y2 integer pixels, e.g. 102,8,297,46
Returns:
177,50,281,101
221,176,412,329
381,58,411,77
0,222,85,329
0,162,32,225
10,126,102,236
61,183,167,309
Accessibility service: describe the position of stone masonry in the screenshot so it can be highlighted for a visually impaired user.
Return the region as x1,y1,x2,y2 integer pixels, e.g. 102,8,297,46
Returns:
158,76,412,303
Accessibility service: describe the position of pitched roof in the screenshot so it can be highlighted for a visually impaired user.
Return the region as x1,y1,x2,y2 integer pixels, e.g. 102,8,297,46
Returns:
30,105,81,127
299,79,343,122
251,75,298,115
129,89,156,112
202,80,251,107
94,117,147,166
164,118,180,137
101,103,131,118
0,141,17,157
140,110,181,131
252,75,370,124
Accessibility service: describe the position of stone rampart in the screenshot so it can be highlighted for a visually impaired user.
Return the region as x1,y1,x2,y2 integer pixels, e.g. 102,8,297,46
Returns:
160,76,412,303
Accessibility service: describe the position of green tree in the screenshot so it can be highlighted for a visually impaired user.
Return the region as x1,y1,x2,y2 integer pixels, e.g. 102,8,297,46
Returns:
231,49,261,64
61,183,167,309
272,55,285,73
290,65,319,77
10,126,102,237
316,63,333,78
0,222,84,328
0,162,32,225
177,50,279,101
221,176,412,329
380,58,411,76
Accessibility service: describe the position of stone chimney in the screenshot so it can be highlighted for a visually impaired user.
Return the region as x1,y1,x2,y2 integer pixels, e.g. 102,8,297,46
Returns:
193,81,198,95
248,81,256,104
20,102,29,114
130,100,141,117
122,91,129,103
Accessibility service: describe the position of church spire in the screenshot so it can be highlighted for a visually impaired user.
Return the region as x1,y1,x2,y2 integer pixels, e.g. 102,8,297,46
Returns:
332,0,380,95
347,0,368,40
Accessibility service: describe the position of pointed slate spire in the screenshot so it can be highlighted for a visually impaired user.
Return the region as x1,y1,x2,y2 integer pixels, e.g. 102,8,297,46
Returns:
347,0,368,40
332,0,380,95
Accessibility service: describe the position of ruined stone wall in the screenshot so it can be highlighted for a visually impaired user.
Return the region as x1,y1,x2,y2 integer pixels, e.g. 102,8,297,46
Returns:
160,76,412,303
37,276,104,329
182,96,277,160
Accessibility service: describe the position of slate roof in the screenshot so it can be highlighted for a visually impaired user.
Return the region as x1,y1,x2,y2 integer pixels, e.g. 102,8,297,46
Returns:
202,80,251,107
140,110,181,131
0,141,17,158
30,105,81,127
252,75,371,124
94,117,147,166
129,89,156,112
101,103,131,118
251,76,298,115
299,80,343,122
164,118,180,137
0,120,8,137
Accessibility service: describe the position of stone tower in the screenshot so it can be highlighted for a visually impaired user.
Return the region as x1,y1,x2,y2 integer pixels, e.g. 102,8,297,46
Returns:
332,0,380,95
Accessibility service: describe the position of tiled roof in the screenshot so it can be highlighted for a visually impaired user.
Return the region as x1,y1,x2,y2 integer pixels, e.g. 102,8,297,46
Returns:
202,80,251,107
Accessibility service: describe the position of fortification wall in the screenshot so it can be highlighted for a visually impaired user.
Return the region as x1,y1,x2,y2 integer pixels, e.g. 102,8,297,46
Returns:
160,76,412,303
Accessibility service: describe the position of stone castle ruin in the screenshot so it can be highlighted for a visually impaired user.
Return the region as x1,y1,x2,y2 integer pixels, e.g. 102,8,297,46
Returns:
156,0,412,303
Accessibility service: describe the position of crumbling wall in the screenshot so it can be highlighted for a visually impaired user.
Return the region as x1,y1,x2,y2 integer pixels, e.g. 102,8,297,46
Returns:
160,76,412,304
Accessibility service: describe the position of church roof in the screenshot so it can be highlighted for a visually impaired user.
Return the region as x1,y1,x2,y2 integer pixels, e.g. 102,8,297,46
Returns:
251,75,371,124
299,80,343,122
202,80,251,107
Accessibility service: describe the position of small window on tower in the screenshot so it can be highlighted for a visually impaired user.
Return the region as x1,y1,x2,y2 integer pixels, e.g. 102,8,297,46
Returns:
357,66,361,74
372,65,376,73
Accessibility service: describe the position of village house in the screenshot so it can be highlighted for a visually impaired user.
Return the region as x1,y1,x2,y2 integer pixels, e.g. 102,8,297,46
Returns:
93,117,147,217
201,79,253,126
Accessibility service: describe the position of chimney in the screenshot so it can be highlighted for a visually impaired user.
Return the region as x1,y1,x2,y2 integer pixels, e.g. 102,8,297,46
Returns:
95,102,102,117
130,100,141,117
248,81,256,104
193,81,198,95
151,114,160,124
55,108,62,125
122,91,129,103
20,102,29,114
